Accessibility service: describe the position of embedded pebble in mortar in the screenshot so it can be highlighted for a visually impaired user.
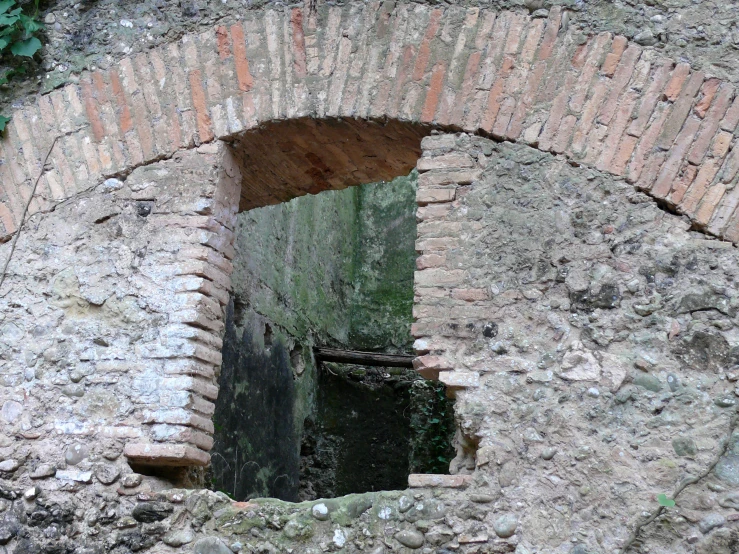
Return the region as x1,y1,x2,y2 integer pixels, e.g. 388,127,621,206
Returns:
311,503,329,521
395,529,424,549
494,513,518,538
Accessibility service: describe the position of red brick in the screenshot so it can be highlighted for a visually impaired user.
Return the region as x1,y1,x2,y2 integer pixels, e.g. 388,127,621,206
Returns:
680,159,721,214
663,62,690,102
109,70,133,134
720,93,739,132
0,202,16,235
416,253,446,269
694,182,725,226
597,44,641,125
569,79,609,157
451,288,488,302
535,6,562,61
520,19,544,64
417,187,456,205
657,70,705,150
694,78,721,118
687,84,733,165
711,131,733,159
417,154,475,172
230,24,254,92
80,77,105,142
538,71,575,152
635,151,666,191
596,90,638,171
188,70,214,143
450,51,482,127
569,32,613,114
707,187,739,236
506,60,546,139
601,35,627,77
413,9,443,81
389,45,419,119
609,134,638,176
492,96,517,139
480,55,515,132
216,25,231,59
552,114,577,154
627,101,670,182
718,141,739,184
290,9,307,79
628,61,672,137
504,12,526,55
668,163,698,205
651,115,701,198
421,63,446,123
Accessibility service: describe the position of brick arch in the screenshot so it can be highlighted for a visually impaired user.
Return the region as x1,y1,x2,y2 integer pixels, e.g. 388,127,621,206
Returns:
3,3,739,467
1,4,738,241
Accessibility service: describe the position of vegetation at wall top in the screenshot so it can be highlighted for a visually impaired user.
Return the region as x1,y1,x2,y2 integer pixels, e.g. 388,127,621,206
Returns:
0,0,43,132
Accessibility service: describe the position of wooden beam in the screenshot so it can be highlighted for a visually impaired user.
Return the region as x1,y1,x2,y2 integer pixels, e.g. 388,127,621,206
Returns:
313,348,415,368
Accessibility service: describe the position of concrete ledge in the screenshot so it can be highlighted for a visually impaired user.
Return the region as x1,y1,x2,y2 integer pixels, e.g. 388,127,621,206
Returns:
408,474,473,488
124,443,211,466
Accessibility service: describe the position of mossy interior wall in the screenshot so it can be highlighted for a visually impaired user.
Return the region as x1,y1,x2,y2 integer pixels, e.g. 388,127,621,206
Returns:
211,174,418,501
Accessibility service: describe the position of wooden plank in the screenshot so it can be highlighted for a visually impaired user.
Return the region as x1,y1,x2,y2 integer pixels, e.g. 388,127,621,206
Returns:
313,347,415,368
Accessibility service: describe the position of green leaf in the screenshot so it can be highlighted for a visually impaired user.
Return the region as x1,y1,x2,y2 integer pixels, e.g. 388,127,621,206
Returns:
657,494,675,508
10,35,41,57
0,36,9,50
0,0,15,16
0,9,21,26
19,14,42,33
0,115,9,132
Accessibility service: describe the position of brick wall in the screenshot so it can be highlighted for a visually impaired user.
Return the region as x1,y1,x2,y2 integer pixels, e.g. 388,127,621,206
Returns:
2,4,739,243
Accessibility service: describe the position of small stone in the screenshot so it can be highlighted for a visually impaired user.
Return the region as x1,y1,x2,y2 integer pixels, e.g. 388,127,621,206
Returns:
698,513,725,534
395,529,425,549
667,374,679,392
231,542,243,552
0,519,18,545
163,529,194,547
55,469,92,483
121,474,143,488
132,502,173,523
23,486,40,501
586,387,599,397
634,29,657,46
469,494,495,503
101,178,123,190
61,384,84,397
541,447,557,461
715,456,739,486
493,513,518,538
672,437,697,457
398,495,413,513
633,374,662,392
192,537,233,554
64,443,88,466
1,401,22,423
311,502,329,521
718,493,739,510
115,516,138,529
714,396,736,408
615,387,634,404
30,464,55,479
94,464,120,485
0,460,20,472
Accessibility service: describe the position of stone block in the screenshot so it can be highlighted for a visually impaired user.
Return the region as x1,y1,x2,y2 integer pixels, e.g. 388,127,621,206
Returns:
408,474,473,488
124,443,210,466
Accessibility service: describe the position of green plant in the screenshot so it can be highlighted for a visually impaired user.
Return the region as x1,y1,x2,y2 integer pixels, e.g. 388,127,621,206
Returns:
0,0,44,131
657,494,675,507
409,380,455,474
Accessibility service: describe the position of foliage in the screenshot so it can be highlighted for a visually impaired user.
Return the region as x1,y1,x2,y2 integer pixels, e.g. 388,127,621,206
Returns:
0,0,44,131
657,494,675,508
409,379,455,474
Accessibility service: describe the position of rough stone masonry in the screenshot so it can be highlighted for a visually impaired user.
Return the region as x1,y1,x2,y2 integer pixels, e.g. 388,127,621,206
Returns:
1,0,739,553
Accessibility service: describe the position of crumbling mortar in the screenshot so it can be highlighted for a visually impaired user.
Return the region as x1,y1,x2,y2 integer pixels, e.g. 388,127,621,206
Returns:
621,409,739,554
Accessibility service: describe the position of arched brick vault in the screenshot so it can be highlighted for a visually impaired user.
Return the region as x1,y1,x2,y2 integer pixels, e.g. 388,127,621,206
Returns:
3,3,739,467
2,4,739,239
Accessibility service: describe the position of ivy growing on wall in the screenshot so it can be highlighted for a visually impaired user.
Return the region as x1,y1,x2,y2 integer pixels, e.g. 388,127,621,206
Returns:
0,0,44,131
